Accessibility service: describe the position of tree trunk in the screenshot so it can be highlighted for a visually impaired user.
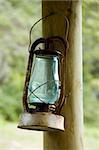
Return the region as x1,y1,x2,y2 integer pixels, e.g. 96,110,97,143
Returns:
42,0,83,150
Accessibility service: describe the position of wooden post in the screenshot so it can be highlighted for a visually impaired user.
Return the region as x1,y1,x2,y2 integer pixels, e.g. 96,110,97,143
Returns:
42,0,83,150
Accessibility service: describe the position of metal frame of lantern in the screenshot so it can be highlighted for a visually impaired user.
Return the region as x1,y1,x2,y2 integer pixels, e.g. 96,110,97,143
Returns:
18,13,69,131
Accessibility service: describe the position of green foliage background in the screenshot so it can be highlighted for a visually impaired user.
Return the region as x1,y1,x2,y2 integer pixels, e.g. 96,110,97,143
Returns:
83,1,99,127
0,0,41,121
0,0,99,128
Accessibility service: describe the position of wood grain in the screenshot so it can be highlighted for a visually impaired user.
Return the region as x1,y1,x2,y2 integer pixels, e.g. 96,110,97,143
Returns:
42,0,83,150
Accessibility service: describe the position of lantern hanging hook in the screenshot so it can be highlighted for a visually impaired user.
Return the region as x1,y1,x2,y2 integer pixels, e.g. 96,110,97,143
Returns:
28,12,69,51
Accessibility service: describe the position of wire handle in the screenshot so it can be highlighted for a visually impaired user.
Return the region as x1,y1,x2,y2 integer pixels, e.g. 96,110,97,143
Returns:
28,12,69,52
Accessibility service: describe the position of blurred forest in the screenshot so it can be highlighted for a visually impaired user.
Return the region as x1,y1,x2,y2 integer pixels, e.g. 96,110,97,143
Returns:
0,0,99,127
83,1,99,127
0,0,42,121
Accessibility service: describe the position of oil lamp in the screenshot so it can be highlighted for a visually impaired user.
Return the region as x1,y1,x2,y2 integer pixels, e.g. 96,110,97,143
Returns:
18,13,69,131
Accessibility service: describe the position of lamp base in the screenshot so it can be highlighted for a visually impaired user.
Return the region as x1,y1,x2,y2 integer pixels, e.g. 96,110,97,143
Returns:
18,112,64,131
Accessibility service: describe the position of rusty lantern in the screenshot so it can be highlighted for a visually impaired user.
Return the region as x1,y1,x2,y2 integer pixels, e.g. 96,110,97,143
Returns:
18,13,69,131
